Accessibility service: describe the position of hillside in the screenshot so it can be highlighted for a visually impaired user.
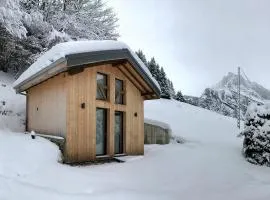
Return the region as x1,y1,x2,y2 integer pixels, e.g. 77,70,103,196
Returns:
0,71,25,131
185,72,270,119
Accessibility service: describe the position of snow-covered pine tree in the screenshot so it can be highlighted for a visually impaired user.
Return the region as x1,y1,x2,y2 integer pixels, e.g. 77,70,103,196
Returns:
240,103,270,166
167,80,176,99
159,67,171,99
175,91,185,102
136,50,147,66
0,24,34,75
147,57,160,81
136,49,179,99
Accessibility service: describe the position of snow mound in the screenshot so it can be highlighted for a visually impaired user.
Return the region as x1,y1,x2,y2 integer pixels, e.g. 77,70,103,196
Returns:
0,71,25,131
13,40,160,91
0,131,61,179
144,99,240,143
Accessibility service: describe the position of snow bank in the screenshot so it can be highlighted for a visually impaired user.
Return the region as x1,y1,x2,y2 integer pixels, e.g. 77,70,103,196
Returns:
0,71,25,131
13,40,160,91
144,99,242,143
0,130,61,169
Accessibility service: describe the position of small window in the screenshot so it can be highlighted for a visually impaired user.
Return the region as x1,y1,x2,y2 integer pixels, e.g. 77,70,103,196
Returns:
96,73,108,100
115,79,124,104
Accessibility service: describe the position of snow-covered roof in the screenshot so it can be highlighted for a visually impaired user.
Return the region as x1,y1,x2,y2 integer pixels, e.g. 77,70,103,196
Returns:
13,40,160,96
144,118,171,130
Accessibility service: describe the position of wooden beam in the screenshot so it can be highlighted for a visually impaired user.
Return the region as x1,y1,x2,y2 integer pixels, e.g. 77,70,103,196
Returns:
122,62,147,91
141,92,155,96
116,65,146,93
113,62,158,100
68,66,84,75
123,62,154,92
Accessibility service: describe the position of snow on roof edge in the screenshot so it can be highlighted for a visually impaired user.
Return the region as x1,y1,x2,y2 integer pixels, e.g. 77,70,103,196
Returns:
144,118,171,130
13,40,160,92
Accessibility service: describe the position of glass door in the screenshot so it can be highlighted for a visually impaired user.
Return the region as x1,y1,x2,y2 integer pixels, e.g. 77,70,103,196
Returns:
96,108,107,156
114,111,123,154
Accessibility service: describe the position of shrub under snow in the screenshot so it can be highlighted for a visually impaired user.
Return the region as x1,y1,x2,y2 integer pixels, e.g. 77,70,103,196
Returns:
240,103,270,166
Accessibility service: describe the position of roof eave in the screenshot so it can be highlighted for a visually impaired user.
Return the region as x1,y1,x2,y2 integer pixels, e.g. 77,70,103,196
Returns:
14,49,161,98
14,57,67,93
124,51,161,98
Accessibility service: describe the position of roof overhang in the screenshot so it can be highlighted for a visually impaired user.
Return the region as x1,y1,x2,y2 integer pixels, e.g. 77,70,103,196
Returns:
14,57,67,93
14,49,161,98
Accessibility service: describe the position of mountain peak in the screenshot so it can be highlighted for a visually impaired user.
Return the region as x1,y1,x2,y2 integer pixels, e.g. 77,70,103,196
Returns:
185,71,270,119
227,72,236,76
214,72,244,90
213,71,270,100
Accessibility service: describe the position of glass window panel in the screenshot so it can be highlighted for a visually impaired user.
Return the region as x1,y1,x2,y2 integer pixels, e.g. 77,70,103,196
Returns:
114,111,123,154
96,73,107,100
96,108,107,155
115,79,124,104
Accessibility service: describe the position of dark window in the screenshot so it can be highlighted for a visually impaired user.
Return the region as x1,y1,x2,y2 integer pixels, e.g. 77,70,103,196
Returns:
114,111,123,154
96,108,107,155
96,73,108,100
115,79,124,104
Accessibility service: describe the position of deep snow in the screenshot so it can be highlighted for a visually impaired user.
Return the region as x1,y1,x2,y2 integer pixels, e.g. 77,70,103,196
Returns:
1,98,270,199
0,71,25,131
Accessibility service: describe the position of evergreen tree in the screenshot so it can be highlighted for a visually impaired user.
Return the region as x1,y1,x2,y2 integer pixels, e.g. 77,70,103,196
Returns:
240,103,270,166
159,67,171,99
148,57,160,81
136,49,185,100
168,80,176,98
175,91,185,102
136,50,147,66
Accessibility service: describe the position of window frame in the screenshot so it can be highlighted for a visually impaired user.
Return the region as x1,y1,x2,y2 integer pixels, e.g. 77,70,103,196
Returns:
115,78,125,104
96,107,107,156
96,72,108,101
114,111,124,154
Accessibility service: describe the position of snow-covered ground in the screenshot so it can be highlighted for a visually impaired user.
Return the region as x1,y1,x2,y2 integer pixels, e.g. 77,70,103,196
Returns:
1,95,270,199
0,71,25,131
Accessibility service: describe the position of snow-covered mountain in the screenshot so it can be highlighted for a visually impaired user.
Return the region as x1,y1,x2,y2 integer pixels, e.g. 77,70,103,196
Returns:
185,72,270,119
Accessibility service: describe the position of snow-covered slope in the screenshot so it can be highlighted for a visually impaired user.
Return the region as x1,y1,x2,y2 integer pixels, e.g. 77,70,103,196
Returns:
185,72,270,119
1,99,270,200
0,71,25,131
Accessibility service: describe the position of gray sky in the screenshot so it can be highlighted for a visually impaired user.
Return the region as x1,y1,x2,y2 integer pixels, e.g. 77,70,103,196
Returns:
108,0,270,96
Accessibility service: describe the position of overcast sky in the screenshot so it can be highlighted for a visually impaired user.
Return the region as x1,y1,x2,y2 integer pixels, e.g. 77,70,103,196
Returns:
108,0,270,96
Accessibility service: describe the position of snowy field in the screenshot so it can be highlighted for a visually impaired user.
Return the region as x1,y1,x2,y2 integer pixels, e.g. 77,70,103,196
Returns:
1,97,270,199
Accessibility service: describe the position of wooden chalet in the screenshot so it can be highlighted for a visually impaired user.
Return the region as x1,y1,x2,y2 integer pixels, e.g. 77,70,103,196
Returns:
13,40,160,163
